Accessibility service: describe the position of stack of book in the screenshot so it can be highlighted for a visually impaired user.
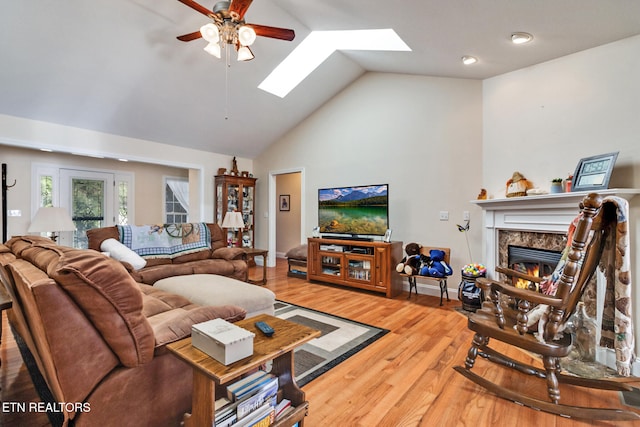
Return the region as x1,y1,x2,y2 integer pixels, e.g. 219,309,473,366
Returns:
215,370,279,427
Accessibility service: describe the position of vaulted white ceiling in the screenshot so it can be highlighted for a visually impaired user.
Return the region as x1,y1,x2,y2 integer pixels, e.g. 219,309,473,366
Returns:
2,1,640,158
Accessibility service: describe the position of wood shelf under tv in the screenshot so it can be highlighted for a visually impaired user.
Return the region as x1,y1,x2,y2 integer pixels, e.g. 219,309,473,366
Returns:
307,237,403,298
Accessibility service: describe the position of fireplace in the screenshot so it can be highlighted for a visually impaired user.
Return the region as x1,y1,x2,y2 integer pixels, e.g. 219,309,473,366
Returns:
507,245,562,291
473,189,640,376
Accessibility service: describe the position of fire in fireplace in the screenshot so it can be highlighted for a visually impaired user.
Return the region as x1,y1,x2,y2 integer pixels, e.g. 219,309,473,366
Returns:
507,245,562,291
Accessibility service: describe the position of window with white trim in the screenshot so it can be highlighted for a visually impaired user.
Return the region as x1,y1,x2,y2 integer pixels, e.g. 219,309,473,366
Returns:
164,176,189,223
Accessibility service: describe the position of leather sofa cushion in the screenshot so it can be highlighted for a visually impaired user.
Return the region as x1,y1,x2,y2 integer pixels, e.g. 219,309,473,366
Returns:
140,284,246,347
85,226,119,251
53,250,155,367
134,259,240,285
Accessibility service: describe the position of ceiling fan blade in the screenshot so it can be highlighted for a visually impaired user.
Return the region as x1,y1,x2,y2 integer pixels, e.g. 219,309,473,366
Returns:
177,30,203,42
229,0,253,20
248,24,295,41
177,0,214,18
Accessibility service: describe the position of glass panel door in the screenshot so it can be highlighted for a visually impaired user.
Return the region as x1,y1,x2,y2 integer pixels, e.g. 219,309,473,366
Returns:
60,170,114,248
242,185,254,247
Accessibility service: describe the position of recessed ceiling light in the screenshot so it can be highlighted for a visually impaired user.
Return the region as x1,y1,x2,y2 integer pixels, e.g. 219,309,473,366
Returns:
39,148,53,152
511,32,533,44
461,55,477,65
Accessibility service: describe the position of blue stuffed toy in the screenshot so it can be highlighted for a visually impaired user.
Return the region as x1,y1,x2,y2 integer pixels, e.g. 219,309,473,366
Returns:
419,249,452,278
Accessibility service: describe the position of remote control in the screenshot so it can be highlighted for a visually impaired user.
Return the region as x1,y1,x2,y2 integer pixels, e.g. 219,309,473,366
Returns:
255,321,275,337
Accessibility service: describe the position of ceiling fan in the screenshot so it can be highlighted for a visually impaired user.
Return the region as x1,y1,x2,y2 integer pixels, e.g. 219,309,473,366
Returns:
176,0,295,61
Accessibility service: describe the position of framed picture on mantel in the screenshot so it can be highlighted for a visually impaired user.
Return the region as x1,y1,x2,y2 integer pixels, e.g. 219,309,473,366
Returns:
571,151,618,192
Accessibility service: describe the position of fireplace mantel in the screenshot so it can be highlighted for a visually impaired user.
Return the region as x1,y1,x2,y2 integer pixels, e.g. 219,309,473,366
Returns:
473,188,640,211
474,188,640,274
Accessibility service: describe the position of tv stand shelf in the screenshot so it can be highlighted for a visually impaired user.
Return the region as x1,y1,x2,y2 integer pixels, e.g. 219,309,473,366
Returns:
307,237,403,298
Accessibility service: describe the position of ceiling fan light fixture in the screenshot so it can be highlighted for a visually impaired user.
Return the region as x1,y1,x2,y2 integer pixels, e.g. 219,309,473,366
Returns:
238,26,257,46
462,55,477,65
200,23,220,43
237,46,254,61
511,32,533,44
204,42,222,58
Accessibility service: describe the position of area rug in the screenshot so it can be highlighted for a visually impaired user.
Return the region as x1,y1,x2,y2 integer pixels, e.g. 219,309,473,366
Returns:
274,300,389,387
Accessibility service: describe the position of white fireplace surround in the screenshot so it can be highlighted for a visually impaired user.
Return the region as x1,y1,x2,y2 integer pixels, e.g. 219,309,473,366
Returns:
474,188,640,375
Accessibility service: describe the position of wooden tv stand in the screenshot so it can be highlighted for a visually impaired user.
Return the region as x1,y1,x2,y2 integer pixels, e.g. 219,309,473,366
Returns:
307,237,403,298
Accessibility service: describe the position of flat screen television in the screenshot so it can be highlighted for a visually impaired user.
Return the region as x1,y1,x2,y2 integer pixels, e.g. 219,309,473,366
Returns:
318,184,389,237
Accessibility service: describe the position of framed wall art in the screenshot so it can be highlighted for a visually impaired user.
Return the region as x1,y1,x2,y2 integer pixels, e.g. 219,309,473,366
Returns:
571,151,618,192
279,194,290,211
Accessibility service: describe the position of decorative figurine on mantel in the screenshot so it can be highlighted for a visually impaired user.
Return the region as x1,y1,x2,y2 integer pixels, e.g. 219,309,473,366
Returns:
505,171,534,198
231,157,239,176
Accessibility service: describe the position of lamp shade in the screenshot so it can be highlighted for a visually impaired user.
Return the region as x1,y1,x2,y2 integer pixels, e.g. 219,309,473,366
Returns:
237,46,254,61
28,207,76,233
221,211,245,229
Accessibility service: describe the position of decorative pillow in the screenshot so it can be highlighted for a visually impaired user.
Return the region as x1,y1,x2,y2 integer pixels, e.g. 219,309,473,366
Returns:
101,238,147,270
53,250,155,367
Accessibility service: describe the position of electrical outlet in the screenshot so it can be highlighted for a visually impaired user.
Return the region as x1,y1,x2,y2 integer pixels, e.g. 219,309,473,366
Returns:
439,211,449,221
463,211,470,221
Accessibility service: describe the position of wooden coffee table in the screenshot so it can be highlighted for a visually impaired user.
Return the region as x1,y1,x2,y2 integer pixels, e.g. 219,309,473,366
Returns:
167,314,320,427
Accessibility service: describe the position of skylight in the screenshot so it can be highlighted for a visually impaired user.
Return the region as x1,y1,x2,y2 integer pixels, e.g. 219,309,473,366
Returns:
258,29,411,98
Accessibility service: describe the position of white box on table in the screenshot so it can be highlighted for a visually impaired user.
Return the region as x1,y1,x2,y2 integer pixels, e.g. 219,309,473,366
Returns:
191,318,255,365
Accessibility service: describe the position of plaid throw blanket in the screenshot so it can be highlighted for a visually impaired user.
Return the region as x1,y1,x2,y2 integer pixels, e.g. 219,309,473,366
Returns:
597,196,635,376
118,223,211,259
538,196,634,376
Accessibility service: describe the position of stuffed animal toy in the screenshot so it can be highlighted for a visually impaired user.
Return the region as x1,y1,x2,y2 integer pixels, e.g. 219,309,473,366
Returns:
420,249,453,278
395,243,422,275
505,171,534,198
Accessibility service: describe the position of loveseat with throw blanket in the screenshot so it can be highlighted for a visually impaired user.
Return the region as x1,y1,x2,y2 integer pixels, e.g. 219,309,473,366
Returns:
0,235,247,426
86,223,248,284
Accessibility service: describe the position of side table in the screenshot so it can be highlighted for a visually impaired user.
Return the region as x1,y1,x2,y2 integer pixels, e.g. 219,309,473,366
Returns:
242,248,268,286
167,314,320,427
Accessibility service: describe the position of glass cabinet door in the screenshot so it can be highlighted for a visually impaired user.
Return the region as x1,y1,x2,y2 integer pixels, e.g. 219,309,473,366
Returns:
242,185,254,247
347,257,372,282
215,183,223,225
320,255,341,277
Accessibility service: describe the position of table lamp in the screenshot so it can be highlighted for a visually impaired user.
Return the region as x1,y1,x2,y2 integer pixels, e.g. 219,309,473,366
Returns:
27,207,76,242
221,211,245,247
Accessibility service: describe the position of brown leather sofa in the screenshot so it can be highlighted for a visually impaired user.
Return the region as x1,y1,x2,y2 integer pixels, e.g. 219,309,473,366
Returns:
86,223,248,284
0,235,247,426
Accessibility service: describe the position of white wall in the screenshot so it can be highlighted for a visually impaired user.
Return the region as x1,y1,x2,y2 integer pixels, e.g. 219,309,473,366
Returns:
483,35,640,196
0,114,253,236
483,34,640,356
254,72,484,291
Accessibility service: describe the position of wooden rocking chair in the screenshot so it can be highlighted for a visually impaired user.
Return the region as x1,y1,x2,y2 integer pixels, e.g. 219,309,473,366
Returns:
454,193,640,421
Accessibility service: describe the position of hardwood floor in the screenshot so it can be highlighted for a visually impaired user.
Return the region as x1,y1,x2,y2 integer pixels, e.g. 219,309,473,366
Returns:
2,259,639,426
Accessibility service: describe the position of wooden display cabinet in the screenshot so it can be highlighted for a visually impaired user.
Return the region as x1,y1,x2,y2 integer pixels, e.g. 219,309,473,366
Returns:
307,237,403,298
214,174,257,248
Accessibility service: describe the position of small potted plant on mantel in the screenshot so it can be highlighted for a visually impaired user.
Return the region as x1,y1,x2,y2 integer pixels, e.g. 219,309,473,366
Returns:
550,178,564,193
